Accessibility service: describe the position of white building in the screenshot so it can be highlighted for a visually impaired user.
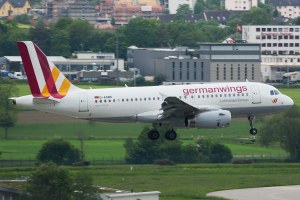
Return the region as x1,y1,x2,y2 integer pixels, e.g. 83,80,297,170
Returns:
242,25,300,82
270,0,300,19
100,191,161,200
242,25,300,55
168,0,197,14
225,0,258,11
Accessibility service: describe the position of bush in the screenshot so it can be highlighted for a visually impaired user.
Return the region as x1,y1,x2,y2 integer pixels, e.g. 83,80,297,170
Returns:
209,143,233,163
154,159,176,165
37,139,80,165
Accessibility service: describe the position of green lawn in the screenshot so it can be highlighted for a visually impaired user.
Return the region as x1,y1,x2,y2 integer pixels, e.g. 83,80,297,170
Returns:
2,163,300,199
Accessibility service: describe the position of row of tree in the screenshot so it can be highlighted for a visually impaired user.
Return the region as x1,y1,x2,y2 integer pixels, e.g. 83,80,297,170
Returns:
1,1,299,59
124,127,233,164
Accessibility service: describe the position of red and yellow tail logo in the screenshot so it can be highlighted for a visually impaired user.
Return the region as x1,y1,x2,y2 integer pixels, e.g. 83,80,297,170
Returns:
17,41,77,99
272,98,278,104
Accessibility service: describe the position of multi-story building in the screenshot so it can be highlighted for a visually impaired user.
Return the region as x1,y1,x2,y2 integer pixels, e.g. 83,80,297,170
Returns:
197,43,261,82
0,0,31,17
242,25,300,55
47,0,97,25
225,0,258,11
243,25,300,82
269,0,300,19
127,43,262,83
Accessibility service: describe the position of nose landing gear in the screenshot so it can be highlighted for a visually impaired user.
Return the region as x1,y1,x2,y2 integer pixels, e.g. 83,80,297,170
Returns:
248,116,258,135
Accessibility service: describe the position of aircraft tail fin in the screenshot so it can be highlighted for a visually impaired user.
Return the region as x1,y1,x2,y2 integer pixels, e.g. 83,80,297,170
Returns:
17,41,80,99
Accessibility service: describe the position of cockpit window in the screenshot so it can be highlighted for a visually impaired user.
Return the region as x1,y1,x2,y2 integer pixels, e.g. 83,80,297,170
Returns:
270,90,280,96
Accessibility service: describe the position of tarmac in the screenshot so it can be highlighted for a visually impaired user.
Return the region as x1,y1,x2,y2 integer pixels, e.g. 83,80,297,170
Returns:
207,185,300,200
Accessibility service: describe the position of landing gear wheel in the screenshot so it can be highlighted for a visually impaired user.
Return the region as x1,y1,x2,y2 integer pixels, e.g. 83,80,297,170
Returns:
250,128,258,135
148,129,160,140
165,130,177,140
248,116,257,136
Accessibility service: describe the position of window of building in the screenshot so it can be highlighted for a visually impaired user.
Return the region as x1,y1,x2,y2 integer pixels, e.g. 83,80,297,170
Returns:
290,28,294,32
267,43,271,47
296,35,299,39
256,28,260,32
238,65,241,80
284,35,288,39
290,43,294,47
273,43,277,47
290,35,294,39
284,43,288,47
256,35,260,39
296,43,299,47
187,62,190,80
179,62,182,80
279,35,283,39
245,65,248,79
267,28,271,32
194,62,197,80
278,28,282,32
262,43,266,47
273,28,277,32
201,62,204,80
262,28,266,32
216,66,219,80
223,64,226,80
267,35,271,39
278,43,283,47
230,65,233,80
172,62,175,80
262,35,266,40
295,28,299,32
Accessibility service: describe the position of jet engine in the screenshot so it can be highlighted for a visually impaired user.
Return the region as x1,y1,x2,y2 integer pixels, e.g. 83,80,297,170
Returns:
185,110,231,128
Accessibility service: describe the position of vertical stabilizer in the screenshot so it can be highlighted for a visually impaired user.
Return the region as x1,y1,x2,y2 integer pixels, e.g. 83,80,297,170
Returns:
17,41,80,99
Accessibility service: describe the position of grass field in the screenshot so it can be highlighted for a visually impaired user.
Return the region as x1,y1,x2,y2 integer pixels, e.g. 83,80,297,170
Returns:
2,163,300,199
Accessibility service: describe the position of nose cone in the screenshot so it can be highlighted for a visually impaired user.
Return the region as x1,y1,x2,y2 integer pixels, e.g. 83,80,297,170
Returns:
285,95,294,108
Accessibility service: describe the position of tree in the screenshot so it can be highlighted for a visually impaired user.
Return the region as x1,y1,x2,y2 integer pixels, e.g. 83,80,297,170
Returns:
194,0,205,14
0,79,17,139
24,163,98,200
210,143,233,163
175,4,192,20
29,21,52,55
260,106,300,162
37,139,80,165
241,7,272,25
154,74,166,85
25,163,73,200
72,170,98,200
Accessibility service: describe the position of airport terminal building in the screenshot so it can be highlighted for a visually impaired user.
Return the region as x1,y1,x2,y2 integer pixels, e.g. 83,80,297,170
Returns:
128,43,262,83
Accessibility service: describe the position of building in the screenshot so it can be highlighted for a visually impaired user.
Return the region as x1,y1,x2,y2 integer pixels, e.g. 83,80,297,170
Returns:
108,0,164,26
128,43,262,83
242,25,300,55
47,0,97,25
242,25,300,82
159,10,246,25
0,0,31,17
225,0,257,11
269,0,300,19
100,191,160,200
197,43,261,82
127,46,190,76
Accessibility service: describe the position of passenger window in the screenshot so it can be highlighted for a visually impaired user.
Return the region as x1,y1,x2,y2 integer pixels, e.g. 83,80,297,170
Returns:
109,100,111,102
207,95,209,98
215,94,218,97
229,94,231,97
270,90,274,95
157,97,160,100
224,94,227,97
113,99,115,102
220,94,222,97
135,98,138,101
95,100,97,103
126,99,129,102
233,94,235,97
211,95,213,98
198,95,200,98
122,99,124,102
144,98,146,101
241,93,244,96
100,100,102,103
246,93,248,96
153,97,155,100
202,95,205,98
148,97,151,100
140,98,142,101
104,100,107,103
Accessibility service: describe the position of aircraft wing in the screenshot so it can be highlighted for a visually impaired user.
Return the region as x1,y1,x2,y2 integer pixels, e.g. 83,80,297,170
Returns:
158,96,219,120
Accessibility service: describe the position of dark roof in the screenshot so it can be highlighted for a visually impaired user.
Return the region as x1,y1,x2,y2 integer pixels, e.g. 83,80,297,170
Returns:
9,0,27,7
158,10,246,24
269,0,300,7
0,0,6,7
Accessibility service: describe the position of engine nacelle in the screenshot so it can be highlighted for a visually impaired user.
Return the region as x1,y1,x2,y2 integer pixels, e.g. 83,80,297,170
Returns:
186,110,231,128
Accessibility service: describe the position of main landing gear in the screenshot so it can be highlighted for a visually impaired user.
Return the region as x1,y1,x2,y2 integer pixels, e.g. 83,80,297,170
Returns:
147,128,177,141
248,116,258,135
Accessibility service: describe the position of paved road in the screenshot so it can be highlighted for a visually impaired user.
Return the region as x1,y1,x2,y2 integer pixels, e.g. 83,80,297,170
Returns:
207,185,300,200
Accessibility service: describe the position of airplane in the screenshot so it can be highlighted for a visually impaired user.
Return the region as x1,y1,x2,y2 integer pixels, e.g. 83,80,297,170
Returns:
12,41,294,140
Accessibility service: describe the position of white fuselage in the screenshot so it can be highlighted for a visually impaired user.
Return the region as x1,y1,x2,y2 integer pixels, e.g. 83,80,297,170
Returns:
16,82,294,125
